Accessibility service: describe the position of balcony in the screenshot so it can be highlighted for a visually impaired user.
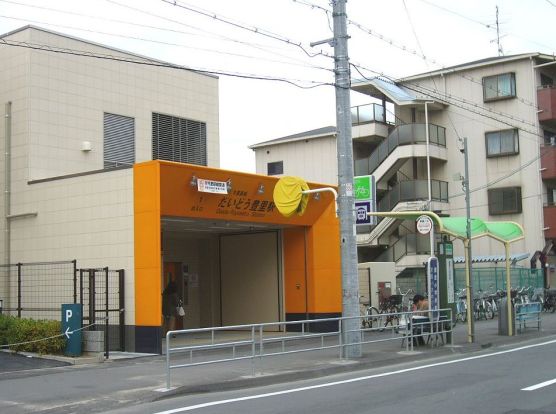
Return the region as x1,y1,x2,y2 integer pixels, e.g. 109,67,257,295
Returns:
538,86,556,125
375,233,431,262
354,123,447,180
544,205,556,239
541,144,556,180
377,179,449,213
351,103,392,142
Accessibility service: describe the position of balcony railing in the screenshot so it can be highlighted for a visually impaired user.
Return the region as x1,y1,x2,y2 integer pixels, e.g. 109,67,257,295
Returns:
377,179,449,212
351,103,387,125
375,233,431,262
355,123,446,176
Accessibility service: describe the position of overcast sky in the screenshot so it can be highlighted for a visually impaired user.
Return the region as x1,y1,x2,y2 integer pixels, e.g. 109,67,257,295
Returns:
0,0,553,172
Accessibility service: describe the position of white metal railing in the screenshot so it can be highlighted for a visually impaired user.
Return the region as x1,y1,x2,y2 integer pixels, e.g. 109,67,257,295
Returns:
164,309,453,389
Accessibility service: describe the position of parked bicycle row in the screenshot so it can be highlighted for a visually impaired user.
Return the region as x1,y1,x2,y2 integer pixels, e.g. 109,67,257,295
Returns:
360,286,556,330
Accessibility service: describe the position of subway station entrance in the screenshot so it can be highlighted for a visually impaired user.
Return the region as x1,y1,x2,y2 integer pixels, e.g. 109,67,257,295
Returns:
133,161,341,353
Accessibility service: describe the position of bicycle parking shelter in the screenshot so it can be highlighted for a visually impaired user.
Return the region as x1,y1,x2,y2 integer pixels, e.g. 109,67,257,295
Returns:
368,211,524,339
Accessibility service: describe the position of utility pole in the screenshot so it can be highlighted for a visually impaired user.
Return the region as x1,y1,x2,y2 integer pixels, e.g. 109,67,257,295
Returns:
332,0,361,358
462,137,475,343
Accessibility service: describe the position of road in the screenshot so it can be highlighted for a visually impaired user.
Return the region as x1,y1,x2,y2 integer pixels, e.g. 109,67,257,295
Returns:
105,339,556,414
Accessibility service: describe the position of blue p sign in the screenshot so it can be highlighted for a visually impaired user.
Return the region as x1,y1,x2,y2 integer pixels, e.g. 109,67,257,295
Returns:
61,304,82,357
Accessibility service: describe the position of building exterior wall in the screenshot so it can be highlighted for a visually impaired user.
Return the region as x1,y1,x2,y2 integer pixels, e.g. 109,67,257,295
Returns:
403,58,544,258
252,56,547,268
253,136,338,185
0,27,220,330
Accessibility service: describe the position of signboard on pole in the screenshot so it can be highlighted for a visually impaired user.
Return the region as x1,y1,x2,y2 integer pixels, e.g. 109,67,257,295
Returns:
416,215,433,235
354,175,376,225
355,201,371,225
428,257,439,314
61,304,82,357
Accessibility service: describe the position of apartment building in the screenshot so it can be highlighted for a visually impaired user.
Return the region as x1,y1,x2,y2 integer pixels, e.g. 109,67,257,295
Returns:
250,53,556,288
1,26,342,353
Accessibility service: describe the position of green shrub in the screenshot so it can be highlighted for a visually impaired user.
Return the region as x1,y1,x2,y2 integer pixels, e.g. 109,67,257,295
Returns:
0,315,66,355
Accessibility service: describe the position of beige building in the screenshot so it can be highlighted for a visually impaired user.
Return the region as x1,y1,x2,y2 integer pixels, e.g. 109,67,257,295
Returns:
0,26,220,352
1,26,346,354
250,53,556,287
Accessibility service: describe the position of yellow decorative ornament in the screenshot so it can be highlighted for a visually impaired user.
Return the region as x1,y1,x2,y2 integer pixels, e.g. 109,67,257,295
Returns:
273,176,310,217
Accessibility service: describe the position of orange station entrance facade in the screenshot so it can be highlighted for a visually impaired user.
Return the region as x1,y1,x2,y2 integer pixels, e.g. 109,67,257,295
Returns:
133,161,341,353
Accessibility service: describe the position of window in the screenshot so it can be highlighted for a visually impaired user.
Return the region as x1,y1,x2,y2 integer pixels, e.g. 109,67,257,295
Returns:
152,113,207,165
485,129,519,157
267,161,283,175
104,113,135,169
483,72,516,101
541,73,554,88
488,187,522,215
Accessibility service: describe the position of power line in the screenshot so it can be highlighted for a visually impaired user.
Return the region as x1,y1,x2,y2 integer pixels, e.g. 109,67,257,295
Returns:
158,0,333,59
106,0,327,69
417,0,495,29
0,14,333,73
0,38,334,89
417,0,555,53
350,63,549,198
0,0,332,73
347,17,542,111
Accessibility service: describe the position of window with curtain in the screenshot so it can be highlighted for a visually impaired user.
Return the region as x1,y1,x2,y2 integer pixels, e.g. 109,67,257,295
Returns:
488,187,522,215
483,73,516,101
485,129,519,157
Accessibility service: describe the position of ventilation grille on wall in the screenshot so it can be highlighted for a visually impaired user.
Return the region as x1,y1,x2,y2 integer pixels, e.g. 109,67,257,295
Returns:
152,112,207,166
104,112,135,169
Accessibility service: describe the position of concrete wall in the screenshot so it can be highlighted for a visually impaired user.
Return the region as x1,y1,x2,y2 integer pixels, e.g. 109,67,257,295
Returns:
358,261,396,309
253,136,338,185
220,232,281,325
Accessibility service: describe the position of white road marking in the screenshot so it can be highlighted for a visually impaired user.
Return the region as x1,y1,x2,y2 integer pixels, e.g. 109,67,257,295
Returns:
521,378,556,391
154,338,556,414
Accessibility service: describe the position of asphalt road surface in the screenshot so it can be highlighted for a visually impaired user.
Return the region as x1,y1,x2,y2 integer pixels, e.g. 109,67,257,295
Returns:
105,339,556,414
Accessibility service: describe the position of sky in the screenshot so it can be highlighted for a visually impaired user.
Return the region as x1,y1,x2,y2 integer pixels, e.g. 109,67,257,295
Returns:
0,0,553,172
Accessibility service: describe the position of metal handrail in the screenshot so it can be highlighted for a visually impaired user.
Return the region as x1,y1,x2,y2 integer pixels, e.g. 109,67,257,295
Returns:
164,309,453,389
355,123,446,176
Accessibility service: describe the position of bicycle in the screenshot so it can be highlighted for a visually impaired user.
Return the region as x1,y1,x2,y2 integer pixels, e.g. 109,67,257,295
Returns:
453,288,467,325
367,294,402,332
474,289,494,320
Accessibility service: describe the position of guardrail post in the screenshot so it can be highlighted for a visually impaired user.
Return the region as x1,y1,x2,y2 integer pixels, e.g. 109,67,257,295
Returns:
166,331,171,390
259,325,264,374
338,318,343,359
251,325,255,377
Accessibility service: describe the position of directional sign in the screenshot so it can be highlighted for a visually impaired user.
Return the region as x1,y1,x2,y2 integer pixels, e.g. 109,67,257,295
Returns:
61,304,82,357
428,257,439,319
355,201,372,225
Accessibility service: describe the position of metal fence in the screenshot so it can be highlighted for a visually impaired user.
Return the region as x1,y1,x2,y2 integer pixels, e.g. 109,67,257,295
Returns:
453,266,544,291
396,267,544,296
164,309,453,389
79,268,125,355
0,261,125,353
0,260,78,319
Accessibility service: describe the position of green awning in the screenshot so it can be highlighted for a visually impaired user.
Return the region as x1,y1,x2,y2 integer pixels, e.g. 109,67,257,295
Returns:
367,211,524,243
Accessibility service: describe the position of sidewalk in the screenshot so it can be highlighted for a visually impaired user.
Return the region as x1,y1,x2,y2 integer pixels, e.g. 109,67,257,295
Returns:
1,312,555,413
